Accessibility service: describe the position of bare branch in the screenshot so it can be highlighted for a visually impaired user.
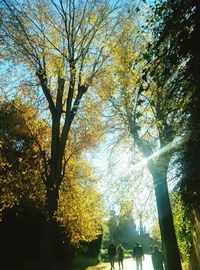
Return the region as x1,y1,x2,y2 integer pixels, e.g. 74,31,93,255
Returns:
36,71,56,114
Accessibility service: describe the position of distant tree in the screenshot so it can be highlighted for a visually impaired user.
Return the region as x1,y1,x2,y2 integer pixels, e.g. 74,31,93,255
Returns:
107,210,118,242
151,222,161,243
106,201,138,248
117,201,137,247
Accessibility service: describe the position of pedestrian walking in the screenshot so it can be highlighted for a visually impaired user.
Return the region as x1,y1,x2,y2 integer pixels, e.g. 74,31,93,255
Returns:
108,240,116,269
116,244,125,269
152,246,164,270
133,242,144,270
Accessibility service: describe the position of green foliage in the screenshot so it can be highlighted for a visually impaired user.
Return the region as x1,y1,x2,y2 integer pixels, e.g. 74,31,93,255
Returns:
151,222,161,242
144,1,198,143
117,201,138,247
173,194,192,260
124,249,133,258
97,248,133,263
147,0,200,127
151,0,200,68
98,249,108,263
146,4,200,267
148,0,200,229
104,4,188,269
106,202,138,249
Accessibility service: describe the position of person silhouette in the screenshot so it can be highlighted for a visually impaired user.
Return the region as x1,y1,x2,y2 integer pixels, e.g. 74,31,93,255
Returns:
116,244,125,269
152,246,164,270
133,242,144,270
108,240,116,269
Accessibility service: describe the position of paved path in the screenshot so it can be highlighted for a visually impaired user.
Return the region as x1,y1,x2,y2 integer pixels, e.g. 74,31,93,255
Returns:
87,255,154,270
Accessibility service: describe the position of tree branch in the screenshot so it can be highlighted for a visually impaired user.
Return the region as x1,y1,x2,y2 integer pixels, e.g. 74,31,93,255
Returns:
36,71,56,115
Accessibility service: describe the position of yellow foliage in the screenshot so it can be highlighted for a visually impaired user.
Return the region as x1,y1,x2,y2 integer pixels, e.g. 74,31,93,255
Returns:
57,156,104,244
0,99,47,216
0,96,105,244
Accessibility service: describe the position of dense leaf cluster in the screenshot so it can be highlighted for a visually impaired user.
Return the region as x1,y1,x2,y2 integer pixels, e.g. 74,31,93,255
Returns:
149,0,200,208
147,0,200,263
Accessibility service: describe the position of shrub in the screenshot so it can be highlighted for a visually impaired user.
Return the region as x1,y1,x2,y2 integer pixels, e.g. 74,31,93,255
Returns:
124,250,133,258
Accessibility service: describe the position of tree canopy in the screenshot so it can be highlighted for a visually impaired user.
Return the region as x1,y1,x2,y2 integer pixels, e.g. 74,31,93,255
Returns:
1,0,200,269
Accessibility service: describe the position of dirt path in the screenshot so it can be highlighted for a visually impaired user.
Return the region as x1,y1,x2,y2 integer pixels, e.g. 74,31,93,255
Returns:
87,255,154,270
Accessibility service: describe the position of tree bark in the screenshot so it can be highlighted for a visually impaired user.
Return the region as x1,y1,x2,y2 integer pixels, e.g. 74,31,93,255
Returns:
150,168,182,270
38,177,61,269
132,129,182,269
39,113,63,269
189,209,200,270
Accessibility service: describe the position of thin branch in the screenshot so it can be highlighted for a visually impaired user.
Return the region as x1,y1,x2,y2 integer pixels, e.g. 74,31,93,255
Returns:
61,148,81,181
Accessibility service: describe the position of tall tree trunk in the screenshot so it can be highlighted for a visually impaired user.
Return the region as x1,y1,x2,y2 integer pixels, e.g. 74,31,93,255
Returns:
39,180,60,269
133,131,183,270
39,114,63,269
189,209,200,270
150,167,182,270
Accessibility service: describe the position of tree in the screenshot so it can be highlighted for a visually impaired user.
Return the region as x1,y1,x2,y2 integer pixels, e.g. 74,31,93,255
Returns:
0,97,105,268
147,0,200,206
117,200,138,248
151,222,161,243
103,14,184,269
0,0,119,266
147,1,200,268
107,210,118,242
